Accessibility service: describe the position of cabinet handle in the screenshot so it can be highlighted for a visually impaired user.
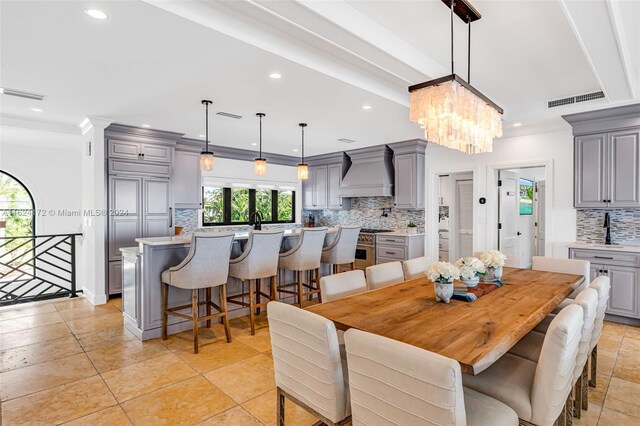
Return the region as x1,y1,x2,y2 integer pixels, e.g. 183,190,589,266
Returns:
385,251,395,255
169,207,172,228
594,256,613,260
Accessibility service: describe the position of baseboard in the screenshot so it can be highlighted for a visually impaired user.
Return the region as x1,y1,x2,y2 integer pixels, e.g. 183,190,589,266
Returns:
82,287,108,305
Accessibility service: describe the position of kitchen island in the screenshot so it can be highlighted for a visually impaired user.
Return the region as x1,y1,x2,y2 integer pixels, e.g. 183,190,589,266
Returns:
121,228,336,340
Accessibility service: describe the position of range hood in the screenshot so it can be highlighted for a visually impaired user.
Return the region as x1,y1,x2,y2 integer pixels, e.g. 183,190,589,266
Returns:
338,146,394,197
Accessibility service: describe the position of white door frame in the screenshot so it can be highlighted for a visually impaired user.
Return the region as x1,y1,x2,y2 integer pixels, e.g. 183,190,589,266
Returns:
426,167,478,264
486,160,554,258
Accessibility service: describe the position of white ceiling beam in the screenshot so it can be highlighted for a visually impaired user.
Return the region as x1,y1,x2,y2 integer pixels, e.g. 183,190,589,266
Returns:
142,0,411,106
560,0,634,102
605,0,638,98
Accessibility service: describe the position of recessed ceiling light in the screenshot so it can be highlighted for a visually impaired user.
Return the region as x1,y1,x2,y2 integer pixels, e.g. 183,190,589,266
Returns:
269,73,282,79
84,9,108,20
293,148,299,152
513,122,522,127
141,124,151,128
362,105,372,110
199,134,206,138
30,107,43,112
251,142,258,146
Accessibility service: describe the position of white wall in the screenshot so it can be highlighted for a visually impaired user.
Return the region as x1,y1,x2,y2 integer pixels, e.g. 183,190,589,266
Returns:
425,126,576,261
0,126,84,235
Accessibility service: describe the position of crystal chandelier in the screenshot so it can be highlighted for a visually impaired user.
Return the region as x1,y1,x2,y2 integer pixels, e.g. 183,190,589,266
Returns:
409,0,503,154
297,123,309,180
254,113,267,176
200,100,214,171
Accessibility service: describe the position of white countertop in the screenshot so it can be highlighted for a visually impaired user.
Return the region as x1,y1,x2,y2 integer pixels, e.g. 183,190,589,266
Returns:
135,227,337,246
568,242,640,254
120,246,141,255
380,230,425,237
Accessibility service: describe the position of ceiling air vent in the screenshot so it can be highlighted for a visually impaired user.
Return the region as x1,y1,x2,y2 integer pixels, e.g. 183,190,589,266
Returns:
547,90,605,109
337,138,356,144
216,111,242,119
0,87,46,101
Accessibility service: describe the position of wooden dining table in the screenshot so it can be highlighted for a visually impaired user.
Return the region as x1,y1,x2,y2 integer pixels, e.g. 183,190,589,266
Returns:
306,267,583,375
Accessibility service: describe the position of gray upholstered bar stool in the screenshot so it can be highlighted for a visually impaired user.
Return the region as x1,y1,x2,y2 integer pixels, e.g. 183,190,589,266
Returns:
321,225,360,274
278,227,328,308
161,232,235,354
226,230,284,335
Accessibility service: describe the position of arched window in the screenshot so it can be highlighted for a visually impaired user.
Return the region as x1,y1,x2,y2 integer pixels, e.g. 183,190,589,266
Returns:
0,171,35,239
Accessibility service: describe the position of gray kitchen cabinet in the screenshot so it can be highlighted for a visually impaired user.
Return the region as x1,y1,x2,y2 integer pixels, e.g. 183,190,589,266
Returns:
143,178,173,237
574,133,607,208
121,248,141,328
108,260,123,295
108,175,172,295
109,139,172,163
375,234,424,264
608,129,640,208
302,170,315,210
173,151,202,208
606,265,639,318
314,165,328,209
569,247,640,319
389,140,426,209
327,163,351,210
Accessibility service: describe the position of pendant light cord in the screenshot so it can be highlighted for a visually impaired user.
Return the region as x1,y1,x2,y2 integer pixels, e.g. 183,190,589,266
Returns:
450,0,454,74
259,114,263,158
468,18,471,83
205,102,209,152
301,125,305,163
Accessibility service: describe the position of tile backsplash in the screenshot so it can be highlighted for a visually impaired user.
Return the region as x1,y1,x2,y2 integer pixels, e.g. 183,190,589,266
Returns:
175,208,199,233
304,197,425,232
174,208,302,234
576,209,640,245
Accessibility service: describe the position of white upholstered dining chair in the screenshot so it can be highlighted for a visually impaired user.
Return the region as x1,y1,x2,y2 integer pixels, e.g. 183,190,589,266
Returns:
508,288,598,418
463,304,584,426
320,270,367,303
161,232,235,353
321,225,360,274
402,256,429,280
343,328,519,426
267,301,351,426
226,230,284,335
278,227,328,307
365,261,404,290
532,256,590,299
586,276,611,390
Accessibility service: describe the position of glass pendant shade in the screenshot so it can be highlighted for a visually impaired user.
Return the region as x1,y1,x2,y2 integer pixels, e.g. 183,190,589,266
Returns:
297,163,309,180
200,151,214,171
409,78,502,154
254,158,267,176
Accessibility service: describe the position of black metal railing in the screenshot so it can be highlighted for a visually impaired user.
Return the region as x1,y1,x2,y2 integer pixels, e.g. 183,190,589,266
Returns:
0,233,82,306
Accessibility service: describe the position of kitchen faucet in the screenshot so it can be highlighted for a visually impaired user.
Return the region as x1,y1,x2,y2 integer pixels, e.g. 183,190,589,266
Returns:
603,212,612,245
249,211,263,231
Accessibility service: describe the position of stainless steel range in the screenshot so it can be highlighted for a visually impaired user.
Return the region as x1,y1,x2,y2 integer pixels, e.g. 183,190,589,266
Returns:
354,228,393,270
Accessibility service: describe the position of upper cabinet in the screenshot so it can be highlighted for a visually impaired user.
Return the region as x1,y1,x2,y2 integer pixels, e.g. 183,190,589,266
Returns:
302,153,350,210
573,129,640,208
109,139,172,163
389,140,427,210
564,104,640,209
173,150,202,209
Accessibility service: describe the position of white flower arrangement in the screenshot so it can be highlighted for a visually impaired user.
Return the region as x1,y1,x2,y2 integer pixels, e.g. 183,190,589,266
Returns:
479,250,507,268
455,257,486,280
426,262,460,283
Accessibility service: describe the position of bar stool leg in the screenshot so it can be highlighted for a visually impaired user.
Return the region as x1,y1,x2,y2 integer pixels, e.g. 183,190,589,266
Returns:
161,282,168,340
581,364,589,411
206,288,212,328
297,271,304,308
249,279,256,335
220,284,232,342
316,267,322,303
192,289,199,354
270,275,277,303
350,261,355,271
589,346,597,387
256,278,261,316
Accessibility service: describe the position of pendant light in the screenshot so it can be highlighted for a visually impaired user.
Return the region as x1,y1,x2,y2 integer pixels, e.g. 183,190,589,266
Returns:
199,99,214,171
254,113,267,176
297,123,309,180
408,0,503,154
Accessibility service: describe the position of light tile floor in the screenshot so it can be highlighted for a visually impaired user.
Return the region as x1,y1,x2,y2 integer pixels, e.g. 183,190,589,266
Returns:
0,296,638,425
